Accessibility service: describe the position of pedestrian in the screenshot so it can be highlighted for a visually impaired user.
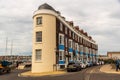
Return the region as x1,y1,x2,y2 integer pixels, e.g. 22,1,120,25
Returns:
115,59,119,71
119,59,120,70
16,61,19,69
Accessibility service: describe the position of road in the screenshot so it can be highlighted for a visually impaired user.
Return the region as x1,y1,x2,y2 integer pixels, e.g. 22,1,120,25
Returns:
0,66,120,80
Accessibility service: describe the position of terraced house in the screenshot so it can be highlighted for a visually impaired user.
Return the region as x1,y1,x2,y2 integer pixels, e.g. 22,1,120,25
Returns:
32,3,98,73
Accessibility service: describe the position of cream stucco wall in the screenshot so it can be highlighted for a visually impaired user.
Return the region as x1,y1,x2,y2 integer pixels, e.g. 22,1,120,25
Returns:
108,53,120,59
32,14,56,73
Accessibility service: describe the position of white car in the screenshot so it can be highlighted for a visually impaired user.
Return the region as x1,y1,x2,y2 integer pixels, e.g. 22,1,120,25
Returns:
96,62,100,66
101,61,104,65
80,62,87,69
85,61,91,67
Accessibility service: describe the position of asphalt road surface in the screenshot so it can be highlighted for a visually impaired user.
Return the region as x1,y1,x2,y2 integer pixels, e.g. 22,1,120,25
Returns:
0,66,120,80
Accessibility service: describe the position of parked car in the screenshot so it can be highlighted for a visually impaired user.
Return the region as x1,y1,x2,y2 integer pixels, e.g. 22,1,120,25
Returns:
0,61,12,74
99,61,104,65
93,62,98,66
67,61,81,72
79,61,87,69
96,62,100,66
85,61,91,67
101,61,104,65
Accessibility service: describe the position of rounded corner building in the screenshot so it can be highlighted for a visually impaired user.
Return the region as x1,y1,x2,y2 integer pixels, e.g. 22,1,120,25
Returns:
32,3,98,73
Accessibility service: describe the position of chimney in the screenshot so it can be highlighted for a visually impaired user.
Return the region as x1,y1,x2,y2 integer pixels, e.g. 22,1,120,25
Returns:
74,26,79,30
69,21,74,26
80,29,84,33
84,32,88,36
89,36,92,40
61,16,65,20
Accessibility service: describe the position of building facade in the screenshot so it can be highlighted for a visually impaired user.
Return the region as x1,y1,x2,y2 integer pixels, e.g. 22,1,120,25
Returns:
99,55,108,60
32,3,98,73
107,52,120,59
0,55,31,62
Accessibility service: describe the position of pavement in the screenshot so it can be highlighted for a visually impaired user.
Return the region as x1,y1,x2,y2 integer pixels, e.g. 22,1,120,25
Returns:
19,70,67,77
100,64,120,74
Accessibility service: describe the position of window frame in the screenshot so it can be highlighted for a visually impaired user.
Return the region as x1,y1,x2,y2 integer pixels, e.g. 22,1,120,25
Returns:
69,53,73,61
65,27,67,34
35,49,42,61
36,17,42,25
36,31,42,42
59,51,64,61
59,34,64,45
72,33,74,39
65,37,68,47
60,22,63,31
69,39,72,48
69,30,71,37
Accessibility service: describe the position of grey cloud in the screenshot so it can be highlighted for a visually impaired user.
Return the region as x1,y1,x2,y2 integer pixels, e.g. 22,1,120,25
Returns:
0,0,120,55
109,11,120,19
118,0,120,3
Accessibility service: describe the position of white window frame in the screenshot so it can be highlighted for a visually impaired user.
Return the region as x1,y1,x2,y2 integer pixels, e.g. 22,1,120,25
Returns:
80,45,83,52
76,54,80,61
69,30,71,37
59,34,64,45
60,22,63,31
89,48,91,53
35,49,42,61
72,41,75,50
36,31,42,42
69,39,72,48
69,53,73,61
78,37,79,42
79,45,81,52
77,44,79,51
65,37,67,47
59,51,64,61
36,17,42,25
72,33,74,39
80,38,82,43
75,43,79,51
65,27,67,34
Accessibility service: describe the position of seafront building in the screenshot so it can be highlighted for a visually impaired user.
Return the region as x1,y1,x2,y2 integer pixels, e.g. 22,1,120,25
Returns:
32,3,98,73
0,55,31,62
107,52,120,59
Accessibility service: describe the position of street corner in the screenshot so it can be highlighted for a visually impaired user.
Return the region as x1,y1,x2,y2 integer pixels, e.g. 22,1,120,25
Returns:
18,70,67,77
100,64,120,74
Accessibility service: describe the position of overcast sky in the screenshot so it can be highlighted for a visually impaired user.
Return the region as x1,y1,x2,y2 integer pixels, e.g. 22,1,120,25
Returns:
0,0,120,55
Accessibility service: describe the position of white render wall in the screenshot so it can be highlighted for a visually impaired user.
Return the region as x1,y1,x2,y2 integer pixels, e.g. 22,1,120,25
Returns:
32,13,56,73
108,53,120,59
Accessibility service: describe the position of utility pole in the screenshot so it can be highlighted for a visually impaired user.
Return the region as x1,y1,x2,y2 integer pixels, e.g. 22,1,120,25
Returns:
10,40,13,62
5,37,8,60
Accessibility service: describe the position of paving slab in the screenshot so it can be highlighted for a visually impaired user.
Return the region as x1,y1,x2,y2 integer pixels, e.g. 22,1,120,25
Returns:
19,70,67,77
100,64,120,74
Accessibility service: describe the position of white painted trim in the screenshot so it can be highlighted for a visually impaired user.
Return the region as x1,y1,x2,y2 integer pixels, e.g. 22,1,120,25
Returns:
59,51,64,61
59,33,64,45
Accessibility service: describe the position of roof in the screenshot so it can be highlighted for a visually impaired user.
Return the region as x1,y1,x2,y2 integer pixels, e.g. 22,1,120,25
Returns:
108,52,120,53
38,3,56,11
107,52,120,54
